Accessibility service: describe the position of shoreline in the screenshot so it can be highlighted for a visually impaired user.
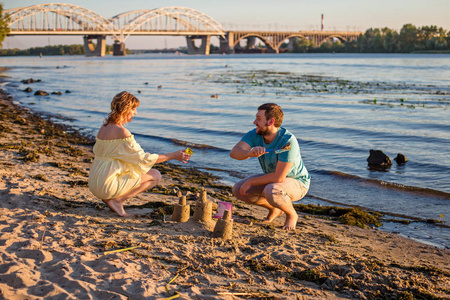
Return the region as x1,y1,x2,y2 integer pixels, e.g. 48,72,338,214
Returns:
1,84,449,298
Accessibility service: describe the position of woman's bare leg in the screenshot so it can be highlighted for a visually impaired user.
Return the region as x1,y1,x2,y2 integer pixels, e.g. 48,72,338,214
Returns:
104,169,161,217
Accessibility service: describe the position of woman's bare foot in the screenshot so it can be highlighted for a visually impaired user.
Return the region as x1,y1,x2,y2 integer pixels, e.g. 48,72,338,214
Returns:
102,199,129,217
262,208,284,223
282,213,298,230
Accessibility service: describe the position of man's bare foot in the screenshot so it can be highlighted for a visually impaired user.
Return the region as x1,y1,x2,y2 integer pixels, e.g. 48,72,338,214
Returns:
102,199,129,217
262,208,284,223
282,213,298,230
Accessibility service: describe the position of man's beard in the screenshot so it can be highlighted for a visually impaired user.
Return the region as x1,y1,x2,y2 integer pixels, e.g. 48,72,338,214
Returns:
256,126,270,136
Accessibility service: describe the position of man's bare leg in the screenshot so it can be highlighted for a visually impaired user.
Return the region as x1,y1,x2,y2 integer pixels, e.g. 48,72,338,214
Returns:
253,196,298,230
277,200,298,230
252,198,285,223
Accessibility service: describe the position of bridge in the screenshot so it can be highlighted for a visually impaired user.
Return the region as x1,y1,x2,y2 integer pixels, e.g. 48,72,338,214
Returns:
4,3,362,56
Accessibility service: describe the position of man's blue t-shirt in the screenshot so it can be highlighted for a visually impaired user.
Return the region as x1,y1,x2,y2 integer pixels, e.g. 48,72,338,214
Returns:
241,127,310,189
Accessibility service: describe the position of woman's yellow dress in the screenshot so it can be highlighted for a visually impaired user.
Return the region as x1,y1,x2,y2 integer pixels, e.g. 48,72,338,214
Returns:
88,135,158,200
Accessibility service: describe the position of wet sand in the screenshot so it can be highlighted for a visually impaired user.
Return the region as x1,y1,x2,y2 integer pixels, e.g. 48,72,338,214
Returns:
0,89,449,299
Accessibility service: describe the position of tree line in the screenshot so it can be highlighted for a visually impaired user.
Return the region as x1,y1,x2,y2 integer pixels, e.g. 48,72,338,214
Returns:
285,24,450,53
0,44,115,56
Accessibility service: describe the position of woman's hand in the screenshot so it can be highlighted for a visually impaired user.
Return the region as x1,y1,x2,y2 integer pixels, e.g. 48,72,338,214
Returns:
174,150,191,163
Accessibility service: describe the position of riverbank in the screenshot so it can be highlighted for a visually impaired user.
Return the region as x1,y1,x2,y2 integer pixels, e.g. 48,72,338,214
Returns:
0,88,449,299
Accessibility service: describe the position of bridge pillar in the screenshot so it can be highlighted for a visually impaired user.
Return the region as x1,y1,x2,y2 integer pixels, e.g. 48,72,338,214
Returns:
266,47,279,54
219,33,235,54
83,35,106,57
287,37,296,51
246,37,256,49
113,41,126,56
186,35,211,55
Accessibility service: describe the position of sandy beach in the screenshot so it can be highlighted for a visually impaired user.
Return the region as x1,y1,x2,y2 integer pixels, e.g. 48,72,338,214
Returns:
0,88,449,299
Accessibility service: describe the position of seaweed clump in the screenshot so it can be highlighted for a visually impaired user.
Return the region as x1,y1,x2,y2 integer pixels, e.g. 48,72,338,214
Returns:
293,204,382,228
290,268,328,284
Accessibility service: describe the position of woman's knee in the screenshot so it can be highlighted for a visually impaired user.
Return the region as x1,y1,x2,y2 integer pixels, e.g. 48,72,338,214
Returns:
143,169,161,185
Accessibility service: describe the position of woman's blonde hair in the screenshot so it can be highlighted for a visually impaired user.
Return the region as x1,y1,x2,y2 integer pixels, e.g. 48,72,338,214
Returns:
103,91,140,125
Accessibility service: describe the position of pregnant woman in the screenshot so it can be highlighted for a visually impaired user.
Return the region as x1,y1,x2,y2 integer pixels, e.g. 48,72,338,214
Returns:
88,91,191,217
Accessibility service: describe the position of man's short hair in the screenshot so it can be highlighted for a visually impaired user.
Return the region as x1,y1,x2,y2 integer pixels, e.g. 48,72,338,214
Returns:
258,103,284,127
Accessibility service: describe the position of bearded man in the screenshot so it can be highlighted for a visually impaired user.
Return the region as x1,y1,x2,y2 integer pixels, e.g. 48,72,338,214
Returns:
230,103,310,230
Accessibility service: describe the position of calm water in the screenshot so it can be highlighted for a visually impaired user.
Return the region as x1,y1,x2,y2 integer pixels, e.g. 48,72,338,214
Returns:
1,53,449,248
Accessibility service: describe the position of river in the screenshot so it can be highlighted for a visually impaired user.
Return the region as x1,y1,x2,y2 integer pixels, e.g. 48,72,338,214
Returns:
2,53,449,248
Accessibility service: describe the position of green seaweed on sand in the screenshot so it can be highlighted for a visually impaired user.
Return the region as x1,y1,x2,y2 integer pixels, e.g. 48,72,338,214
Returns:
338,208,382,228
19,148,40,162
390,263,450,277
47,161,88,177
98,240,138,252
245,258,288,273
32,174,49,182
0,123,13,133
317,233,340,244
289,268,328,285
0,142,21,150
66,180,88,187
63,146,84,157
38,146,53,156
293,204,382,228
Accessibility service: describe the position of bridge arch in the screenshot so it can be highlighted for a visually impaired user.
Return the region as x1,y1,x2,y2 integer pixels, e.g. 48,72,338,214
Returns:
109,7,225,41
5,3,118,38
232,33,275,51
321,35,348,44
278,34,308,47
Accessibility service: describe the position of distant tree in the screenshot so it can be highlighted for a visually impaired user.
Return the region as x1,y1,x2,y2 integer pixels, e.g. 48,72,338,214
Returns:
343,38,358,52
420,26,447,50
0,3,10,48
399,24,419,52
292,37,314,53
357,28,384,52
381,27,399,53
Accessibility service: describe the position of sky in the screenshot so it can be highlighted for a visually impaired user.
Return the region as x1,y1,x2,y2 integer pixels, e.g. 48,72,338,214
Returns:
3,0,450,50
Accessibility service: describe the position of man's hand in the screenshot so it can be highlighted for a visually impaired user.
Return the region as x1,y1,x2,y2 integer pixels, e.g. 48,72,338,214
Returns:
250,146,267,158
231,141,267,160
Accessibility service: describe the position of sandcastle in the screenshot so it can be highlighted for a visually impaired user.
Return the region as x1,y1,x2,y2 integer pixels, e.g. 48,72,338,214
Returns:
172,189,234,240
192,189,213,222
212,210,233,240
171,195,190,223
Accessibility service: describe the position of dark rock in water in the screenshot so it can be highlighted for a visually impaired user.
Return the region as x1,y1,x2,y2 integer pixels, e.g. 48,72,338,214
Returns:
21,78,35,84
34,90,49,96
367,150,392,166
394,153,407,164
24,87,33,93
21,78,42,84
65,90,71,93
51,91,62,95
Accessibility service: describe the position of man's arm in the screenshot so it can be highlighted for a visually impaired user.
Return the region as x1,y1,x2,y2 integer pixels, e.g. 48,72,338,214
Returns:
240,161,294,195
230,141,266,160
